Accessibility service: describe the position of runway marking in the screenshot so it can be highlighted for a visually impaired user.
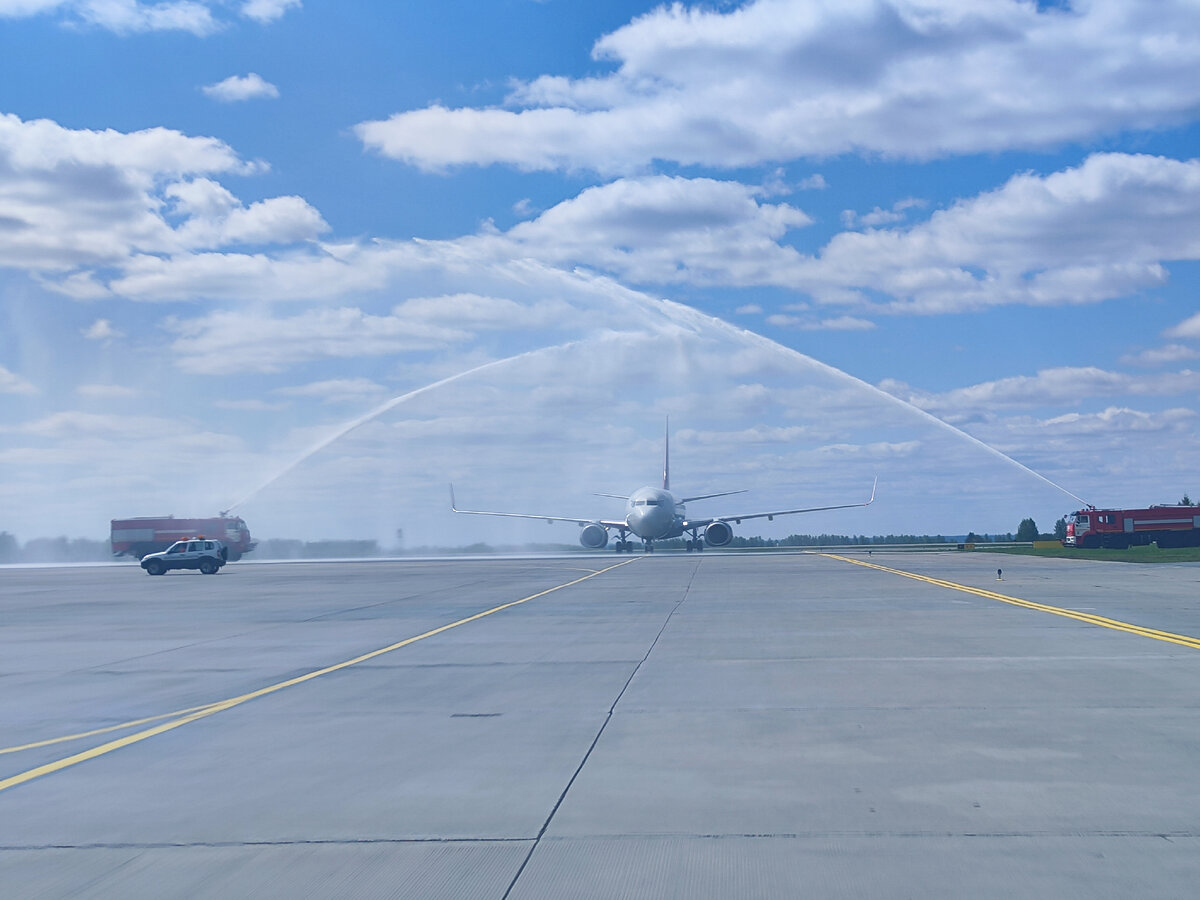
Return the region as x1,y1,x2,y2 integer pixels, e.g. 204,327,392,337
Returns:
822,554,1200,651
0,558,640,794
0,704,215,756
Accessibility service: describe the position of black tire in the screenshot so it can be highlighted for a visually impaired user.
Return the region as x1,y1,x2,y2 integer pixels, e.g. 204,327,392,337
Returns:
145,560,165,576
199,558,219,575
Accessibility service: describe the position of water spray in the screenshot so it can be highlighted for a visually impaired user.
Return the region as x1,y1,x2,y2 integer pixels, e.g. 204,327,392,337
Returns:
221,348,563,515
656,297,1094,510
222,266,1091,519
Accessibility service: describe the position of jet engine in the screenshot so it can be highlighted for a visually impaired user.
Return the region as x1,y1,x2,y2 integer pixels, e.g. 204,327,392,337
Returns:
703,521,734,547
579,523,609,549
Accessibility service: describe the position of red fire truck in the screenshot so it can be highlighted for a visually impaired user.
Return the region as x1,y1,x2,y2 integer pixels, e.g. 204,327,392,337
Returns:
1064,506,1200,549
111,516,257,561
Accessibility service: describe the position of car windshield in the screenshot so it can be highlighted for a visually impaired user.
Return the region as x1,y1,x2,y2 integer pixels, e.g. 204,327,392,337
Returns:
168,542,186,553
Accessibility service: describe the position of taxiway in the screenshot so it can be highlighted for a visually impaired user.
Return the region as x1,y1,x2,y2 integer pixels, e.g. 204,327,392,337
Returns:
3,551,1200,898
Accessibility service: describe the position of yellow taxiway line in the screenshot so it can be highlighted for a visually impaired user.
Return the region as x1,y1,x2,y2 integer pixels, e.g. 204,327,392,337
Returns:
821,553,1200,651
0,557,640,794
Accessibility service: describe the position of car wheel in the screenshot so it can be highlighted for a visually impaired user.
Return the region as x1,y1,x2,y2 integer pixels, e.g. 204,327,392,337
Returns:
199,558,218,575
145,560,165,576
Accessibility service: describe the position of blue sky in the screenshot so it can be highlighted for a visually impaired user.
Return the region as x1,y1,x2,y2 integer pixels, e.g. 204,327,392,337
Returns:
2,0,1199,546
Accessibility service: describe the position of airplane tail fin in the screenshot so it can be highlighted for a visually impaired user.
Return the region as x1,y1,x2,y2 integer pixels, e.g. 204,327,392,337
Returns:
663,417,670,491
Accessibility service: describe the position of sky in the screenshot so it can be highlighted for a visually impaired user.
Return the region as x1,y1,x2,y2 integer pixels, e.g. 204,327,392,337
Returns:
1,0,1199,547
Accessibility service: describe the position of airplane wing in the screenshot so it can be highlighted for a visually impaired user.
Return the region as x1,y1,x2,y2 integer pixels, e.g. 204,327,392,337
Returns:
679,489,747,503
450,485,625,529
682,477,877,529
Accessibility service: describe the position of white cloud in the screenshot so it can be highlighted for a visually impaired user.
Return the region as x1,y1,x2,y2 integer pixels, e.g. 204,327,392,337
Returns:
880,366,1200,415
356,0,1200,173
1166,312,1200,340
273,378,387,404
0,1,68,14
75,0,219,35
404,154,1200,316
240,0,299,24
165,307,471,374
82,318,123,340
202,73,280,102
767,314,876,331
77,383,139,398
212,398,287,411
1120,344,1199,367
841,197,925,229
735,304,763,315
453,175,812,287
1,410,190,439
0,364,37,395
1,0,298,33
166,179,326,248
0,114,328,288
799,153,1200,314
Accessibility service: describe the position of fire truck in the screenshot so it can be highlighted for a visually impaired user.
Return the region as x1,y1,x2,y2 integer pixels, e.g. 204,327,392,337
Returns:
1064,506,1200,549
111,515,257,561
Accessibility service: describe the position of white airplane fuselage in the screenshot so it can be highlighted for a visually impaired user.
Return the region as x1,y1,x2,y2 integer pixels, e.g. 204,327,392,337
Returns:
625,486,685,540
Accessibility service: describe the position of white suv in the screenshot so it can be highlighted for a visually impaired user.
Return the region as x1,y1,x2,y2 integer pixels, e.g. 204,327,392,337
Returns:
140,539,228,575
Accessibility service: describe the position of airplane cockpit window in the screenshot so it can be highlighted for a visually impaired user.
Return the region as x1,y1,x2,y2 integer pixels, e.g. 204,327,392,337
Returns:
644,499,660,506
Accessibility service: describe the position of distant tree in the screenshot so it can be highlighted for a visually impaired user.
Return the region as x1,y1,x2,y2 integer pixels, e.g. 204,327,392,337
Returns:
1053,517,1068,541
0,531,18,563
1016,518,1039,542
1181,494,1194,506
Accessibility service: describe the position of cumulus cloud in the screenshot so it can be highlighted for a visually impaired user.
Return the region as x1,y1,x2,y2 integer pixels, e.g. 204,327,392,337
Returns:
166,307,469,374
1121,344,1199,367
880,366,1200,416
6,113,1195,322
202,73,280,102
841,197,925,229
0,364,37,395
454,175,812,286
273,378,387,404
0,0,220,34
82,318,123,340
240,0,299,23
1,0,298,33
0,113,325,287
356,0,1200,173
422,154,1200,317
1167,312,1200,340
766,314,876,331
797,153,1200,314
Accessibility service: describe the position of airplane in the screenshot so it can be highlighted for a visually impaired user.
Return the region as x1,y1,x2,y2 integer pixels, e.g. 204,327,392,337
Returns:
449,425,877,553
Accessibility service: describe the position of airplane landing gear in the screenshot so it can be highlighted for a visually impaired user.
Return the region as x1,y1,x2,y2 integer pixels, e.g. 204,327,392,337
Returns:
643,540,654,553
